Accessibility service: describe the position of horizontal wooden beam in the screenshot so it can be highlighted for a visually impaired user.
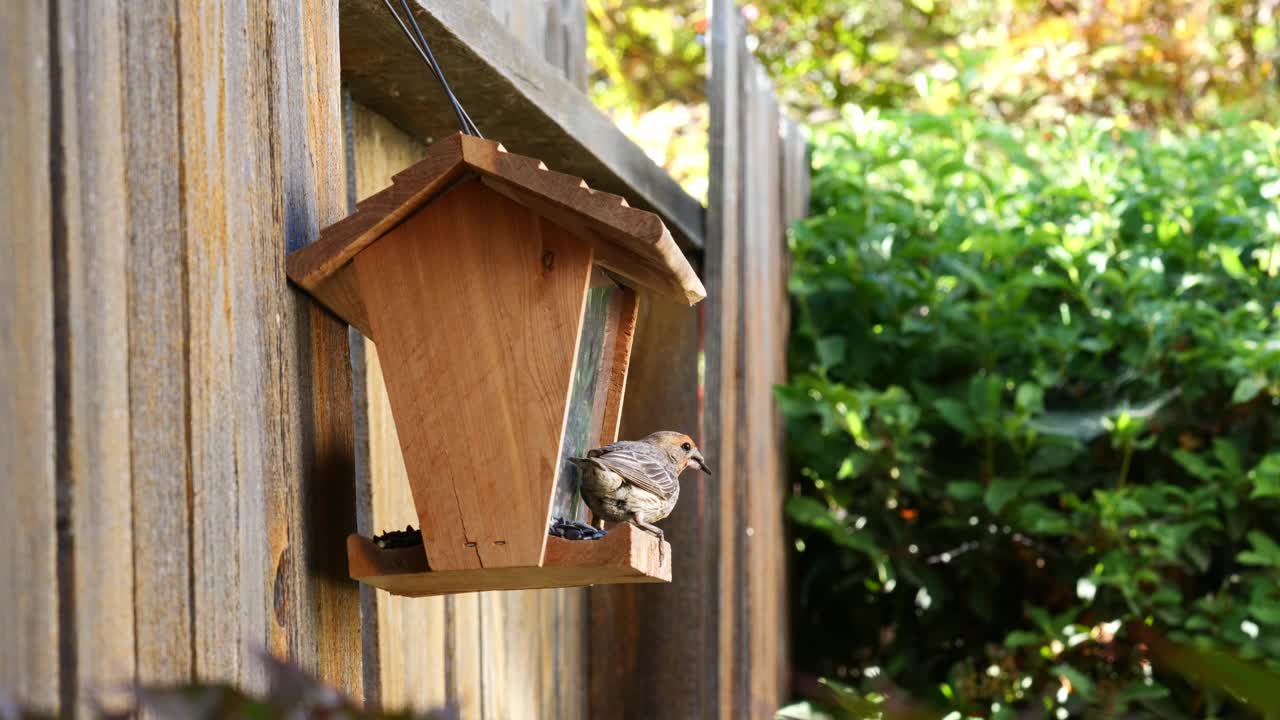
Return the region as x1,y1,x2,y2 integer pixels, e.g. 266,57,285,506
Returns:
339,0,705,251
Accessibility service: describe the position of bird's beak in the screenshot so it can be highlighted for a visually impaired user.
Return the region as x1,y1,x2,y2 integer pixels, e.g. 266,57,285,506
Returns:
690,450,712,476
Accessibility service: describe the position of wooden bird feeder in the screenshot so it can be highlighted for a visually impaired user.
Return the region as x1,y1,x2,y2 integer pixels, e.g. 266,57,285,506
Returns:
286,133,705,597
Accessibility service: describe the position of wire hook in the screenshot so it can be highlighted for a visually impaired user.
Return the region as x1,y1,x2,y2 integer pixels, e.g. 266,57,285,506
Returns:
381,0,483,138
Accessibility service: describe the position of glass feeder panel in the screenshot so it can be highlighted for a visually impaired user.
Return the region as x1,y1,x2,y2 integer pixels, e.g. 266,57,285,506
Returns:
550,276,620,523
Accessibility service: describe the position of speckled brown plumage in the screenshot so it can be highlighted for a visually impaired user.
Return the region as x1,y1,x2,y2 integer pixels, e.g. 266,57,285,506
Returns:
570,431,711,561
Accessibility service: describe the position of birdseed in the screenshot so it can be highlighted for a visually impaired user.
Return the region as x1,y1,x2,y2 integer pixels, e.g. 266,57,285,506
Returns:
548,518,607,541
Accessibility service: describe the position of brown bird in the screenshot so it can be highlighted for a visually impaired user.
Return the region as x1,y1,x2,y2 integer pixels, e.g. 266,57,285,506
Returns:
570,431,711,561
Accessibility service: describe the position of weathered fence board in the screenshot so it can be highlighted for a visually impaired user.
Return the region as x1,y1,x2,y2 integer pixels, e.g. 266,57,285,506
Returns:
700,1,809,717
178,0,244,688
0,1,59,711
3,0,361,710
484,0,587,90
123,0,194,688
268,0,362,695
55,2,138,713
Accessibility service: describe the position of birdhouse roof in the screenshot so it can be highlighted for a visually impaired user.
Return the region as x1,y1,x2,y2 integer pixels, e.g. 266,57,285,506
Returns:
287,133,706,317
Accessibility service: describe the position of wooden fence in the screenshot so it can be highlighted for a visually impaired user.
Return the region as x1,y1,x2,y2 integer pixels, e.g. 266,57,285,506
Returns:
0,1,807,718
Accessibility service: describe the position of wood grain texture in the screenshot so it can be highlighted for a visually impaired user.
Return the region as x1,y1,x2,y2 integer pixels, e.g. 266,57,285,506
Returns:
122,0,194,687
588,293,704,720
0,1,58,710
663,3,807,718
266,0,363,697
592,287,639,446
352,179,593,571
705,3,745,717
177,0,361,696
55,2,138,713
338,0,703,249
348,523,670,597
743,60,787,719
177,0,243,686
352,105,590,719
484,0,586,89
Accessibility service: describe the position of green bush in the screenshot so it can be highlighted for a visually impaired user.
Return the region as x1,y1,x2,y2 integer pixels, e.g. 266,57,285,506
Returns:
782,108,1280,717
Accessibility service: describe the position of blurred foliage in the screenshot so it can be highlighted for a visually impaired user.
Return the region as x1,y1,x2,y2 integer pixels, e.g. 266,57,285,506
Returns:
780,108,1280,717
751,0,1280,125
588,0,1280,124
586,0,710,200
586,0,1280,198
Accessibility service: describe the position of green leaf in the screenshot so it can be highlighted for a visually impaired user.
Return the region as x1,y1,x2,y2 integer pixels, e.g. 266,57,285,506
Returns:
1249,453,1280,498
1233,374,1268,404
1028,443,1081,474
967,374,1004,426
1004,630,1042,648
985,477,1022,514
947,481,984,502
1218,245,1248,279
1172,450,1218,481
1052,664,1098,701
817,678,885,717
1015,383,1044,414
1017,503,1072,534
786,496,835,528
1250,600,1280,625
1238,531,1280,567
1212,438,1243,477
1116,682,1170,703
815,336,846,370
933,398,973,434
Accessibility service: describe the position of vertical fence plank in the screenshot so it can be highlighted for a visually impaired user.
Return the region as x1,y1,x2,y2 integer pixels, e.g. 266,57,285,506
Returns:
706,3,744,717
448,594,485,714
0,1,58,710
742,62,787,718
588,292,703,719
545,588,588,719
122,0,194,687
266,0,362,696
703,2,806,718
178,0,244,686
54,2,137,713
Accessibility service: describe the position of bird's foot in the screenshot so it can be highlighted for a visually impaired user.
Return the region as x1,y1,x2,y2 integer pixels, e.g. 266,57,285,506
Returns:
632,520,666,567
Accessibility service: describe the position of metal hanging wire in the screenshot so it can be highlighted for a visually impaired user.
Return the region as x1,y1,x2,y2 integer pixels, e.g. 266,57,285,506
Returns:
381,0,483,138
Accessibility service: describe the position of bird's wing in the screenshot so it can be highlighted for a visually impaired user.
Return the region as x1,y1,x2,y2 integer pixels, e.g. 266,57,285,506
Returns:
587,443,677,500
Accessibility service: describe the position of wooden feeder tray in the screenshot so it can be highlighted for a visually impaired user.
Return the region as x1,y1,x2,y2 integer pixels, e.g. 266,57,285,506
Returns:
286,133,702,596
348,523,669,598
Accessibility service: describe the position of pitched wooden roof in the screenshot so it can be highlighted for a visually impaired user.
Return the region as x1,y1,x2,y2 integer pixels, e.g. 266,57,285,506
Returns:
286,133,705,334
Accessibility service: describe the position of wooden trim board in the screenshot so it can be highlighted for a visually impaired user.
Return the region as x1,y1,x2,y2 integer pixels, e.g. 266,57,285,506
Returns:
593,287,638,447
347,522,670,598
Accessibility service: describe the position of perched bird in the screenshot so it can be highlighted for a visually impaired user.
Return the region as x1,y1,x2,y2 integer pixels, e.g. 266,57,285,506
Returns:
569,431,711,562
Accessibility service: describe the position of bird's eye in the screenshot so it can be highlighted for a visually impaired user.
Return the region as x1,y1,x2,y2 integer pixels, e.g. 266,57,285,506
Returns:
681,442,692,451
